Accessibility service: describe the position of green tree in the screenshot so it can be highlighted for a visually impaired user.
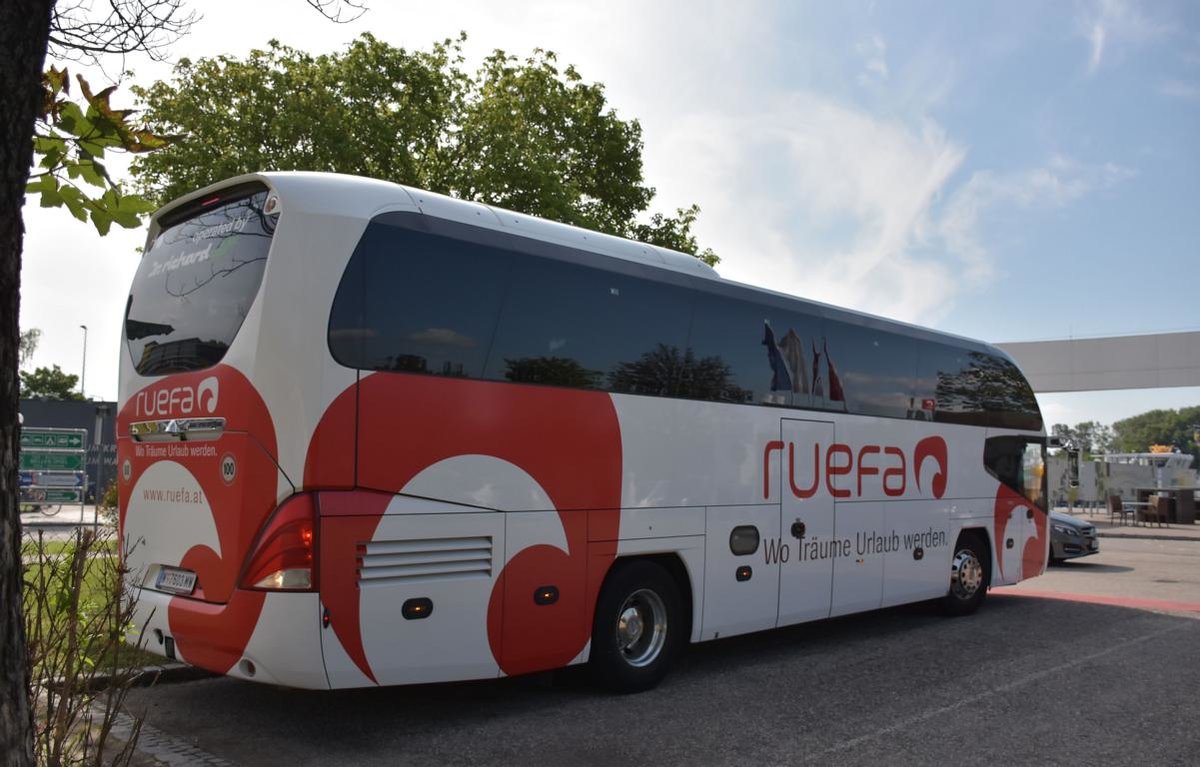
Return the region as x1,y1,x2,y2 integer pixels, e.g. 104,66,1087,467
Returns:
130,35,720,264
18,328,40,366
18,364,85,400
1112,406,1200,465
504,357,603,389
609,343,750,401
1050,420,1114,458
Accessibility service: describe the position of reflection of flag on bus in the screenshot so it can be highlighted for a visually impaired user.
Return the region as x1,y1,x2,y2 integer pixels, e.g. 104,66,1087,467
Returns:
778,330,808,394
811,338,823,398
824,337,847,410
762,321,793,392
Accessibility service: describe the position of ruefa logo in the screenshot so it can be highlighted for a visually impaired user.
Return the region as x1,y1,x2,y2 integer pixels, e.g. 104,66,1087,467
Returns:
198,377,219,413
134,376,220,417
763,435,949,500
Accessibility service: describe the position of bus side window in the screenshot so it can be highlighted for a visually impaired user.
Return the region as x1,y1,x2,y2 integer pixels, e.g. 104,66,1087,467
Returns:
915,343,1042,432
685,295,822,408
328,216,512,378
483,252,692,393
984,436,1046,510
820,319,915,419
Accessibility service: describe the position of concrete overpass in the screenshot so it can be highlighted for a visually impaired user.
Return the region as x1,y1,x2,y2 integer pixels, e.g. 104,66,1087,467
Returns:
997,331,1200,393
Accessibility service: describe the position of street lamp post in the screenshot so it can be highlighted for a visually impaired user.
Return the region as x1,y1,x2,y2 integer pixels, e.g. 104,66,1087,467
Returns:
79,324,87,398
93,403,110,533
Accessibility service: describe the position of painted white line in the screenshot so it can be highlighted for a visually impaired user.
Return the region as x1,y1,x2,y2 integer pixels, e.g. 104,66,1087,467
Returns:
802,621,1193,762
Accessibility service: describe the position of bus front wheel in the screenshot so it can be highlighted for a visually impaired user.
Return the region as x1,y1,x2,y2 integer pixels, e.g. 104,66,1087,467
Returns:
941,532,989,616
589,559,684,693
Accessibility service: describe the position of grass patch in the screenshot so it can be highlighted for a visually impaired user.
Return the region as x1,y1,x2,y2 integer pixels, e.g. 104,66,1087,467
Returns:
22,537,159,671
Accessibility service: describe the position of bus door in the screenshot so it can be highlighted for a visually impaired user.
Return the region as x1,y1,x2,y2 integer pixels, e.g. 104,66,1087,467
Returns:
777,418,836,626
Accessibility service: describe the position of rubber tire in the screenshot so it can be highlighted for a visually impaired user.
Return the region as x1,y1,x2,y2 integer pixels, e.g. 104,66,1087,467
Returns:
589,559,684,694
941,533,990,616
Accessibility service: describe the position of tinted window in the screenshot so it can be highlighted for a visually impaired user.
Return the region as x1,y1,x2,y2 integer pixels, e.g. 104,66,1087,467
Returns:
326,214,1042,430
125,188,273,375
916,342,1042,430
820,320,916,418
328,217,511,377
985,436,1047,510
688,295,822,407
485,256,692,393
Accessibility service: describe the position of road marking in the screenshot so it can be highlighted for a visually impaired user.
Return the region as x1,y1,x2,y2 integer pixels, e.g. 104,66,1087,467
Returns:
801,621,1193,761
993,588,1200,615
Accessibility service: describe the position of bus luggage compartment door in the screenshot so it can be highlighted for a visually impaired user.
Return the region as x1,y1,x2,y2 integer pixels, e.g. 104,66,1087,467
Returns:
320,504,505,687
702,504,781,640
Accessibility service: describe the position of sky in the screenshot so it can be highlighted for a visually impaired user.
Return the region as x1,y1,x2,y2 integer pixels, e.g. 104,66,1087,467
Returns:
18,0,1200,428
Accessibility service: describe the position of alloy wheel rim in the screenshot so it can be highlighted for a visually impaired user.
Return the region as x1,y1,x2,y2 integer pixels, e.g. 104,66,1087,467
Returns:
615,588,668,668
950,548,983,600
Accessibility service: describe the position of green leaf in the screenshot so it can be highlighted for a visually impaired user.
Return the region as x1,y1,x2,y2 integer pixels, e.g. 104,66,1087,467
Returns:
115,193,156,215
38,187,64,208
45,66,69,96
89,208,113,236
58,102,93,138
33,135,67,154
112,211,142,229
25,174,57,195
79,138,108,158
58,185,89,222
65,158,105,187
38,146,64,170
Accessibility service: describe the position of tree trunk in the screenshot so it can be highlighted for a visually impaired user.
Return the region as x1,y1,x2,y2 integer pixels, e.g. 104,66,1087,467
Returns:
0,2,55,766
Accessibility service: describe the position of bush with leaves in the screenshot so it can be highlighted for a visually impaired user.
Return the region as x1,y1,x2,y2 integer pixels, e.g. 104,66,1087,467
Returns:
23,528,153,766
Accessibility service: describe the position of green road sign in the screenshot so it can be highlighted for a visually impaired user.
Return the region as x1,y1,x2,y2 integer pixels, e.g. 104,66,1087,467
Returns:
42,488,84,503
20,452,84,471
20,487,83,504
21,430,85,449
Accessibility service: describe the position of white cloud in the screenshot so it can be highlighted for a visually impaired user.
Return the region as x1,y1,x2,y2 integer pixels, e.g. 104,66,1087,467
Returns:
652,93,969,323
1158,79,1200,100
1078,0,1170,75
935,155,1134,286
855,33,889,85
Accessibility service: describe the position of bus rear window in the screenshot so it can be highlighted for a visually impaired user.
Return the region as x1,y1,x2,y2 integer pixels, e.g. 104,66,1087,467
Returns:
124,188,274,375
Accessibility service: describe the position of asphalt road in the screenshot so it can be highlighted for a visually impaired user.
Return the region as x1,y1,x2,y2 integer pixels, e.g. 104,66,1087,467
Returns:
125,537,1200,766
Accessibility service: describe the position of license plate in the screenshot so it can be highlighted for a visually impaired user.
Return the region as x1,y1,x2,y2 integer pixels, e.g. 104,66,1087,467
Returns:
156,566,197,595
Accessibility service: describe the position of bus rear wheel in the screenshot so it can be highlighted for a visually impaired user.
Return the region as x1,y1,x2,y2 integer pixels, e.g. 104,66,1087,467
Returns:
941,532,989,616
589,559,684,693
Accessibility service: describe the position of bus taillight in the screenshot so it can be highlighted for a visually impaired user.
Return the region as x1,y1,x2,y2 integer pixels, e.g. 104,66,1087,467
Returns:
240,493,318,591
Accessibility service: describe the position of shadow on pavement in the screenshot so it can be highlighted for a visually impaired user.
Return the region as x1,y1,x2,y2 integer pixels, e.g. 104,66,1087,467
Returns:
1049,561,1135,573
122,594,1200,767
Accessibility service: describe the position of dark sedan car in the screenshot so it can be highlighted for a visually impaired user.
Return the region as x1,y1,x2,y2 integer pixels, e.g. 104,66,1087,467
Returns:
1049,510,1100,563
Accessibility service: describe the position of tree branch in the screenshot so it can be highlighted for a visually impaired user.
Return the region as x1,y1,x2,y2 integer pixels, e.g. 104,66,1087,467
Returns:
305,0,368,23
48,0,199,64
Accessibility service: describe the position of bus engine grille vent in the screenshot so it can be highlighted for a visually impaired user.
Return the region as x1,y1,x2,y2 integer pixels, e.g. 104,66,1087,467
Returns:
357,536,493,586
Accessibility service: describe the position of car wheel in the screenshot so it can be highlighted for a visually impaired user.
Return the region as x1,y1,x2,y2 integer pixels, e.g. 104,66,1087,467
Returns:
589,559,684,693
941,532,989,616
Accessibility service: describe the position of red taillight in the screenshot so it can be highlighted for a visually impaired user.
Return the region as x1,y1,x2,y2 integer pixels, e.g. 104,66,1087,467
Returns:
240,493,318,591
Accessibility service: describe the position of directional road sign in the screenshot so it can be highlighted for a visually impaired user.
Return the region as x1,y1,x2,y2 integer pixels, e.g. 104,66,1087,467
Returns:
21,429,86,450
20,452,84,471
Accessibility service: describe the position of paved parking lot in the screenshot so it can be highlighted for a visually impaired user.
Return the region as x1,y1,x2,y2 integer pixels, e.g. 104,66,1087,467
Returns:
121,536,1200,766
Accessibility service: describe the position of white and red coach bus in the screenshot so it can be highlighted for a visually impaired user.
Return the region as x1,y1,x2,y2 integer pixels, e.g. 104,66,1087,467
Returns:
119,172,1048,692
